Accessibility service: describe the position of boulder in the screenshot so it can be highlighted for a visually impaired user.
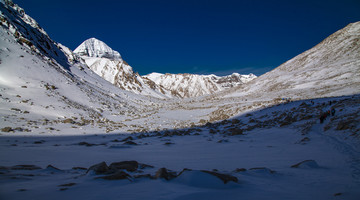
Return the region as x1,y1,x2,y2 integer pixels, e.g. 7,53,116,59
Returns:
109,161,138,172
155,168,177,180
11,165,42,170
87,162,109,174
96,171,131,180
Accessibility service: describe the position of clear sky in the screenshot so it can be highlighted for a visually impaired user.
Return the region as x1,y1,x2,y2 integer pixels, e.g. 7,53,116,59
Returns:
13,0,360,76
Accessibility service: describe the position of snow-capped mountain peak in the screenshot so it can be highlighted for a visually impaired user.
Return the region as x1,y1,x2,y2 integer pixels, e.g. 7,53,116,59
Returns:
74,37,121,60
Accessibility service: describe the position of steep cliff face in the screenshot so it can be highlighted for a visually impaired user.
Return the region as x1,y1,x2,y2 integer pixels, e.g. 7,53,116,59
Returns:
144,72,257,98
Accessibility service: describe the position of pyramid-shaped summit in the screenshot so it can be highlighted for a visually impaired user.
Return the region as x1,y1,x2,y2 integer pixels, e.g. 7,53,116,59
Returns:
74,38,122,60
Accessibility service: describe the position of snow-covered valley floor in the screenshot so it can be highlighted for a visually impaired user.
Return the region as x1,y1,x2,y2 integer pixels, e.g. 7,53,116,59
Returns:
1,95,359,200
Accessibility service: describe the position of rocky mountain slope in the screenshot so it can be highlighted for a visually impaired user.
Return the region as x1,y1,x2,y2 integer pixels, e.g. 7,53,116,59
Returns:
74,38,174,99
220,21,360,101
144,72,256,98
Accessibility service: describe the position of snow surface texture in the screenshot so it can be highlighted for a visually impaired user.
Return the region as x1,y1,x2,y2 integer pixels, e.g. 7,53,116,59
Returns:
144,72,257,98
1,1,360,199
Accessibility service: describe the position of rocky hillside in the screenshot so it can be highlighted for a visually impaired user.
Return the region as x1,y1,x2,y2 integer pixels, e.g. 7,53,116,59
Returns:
144,72,256,98
218,21,360,101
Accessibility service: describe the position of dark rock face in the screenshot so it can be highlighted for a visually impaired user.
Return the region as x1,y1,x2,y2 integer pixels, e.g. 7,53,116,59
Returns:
154,168,177,180
87,162,109,174
109,161,138,172
201,170,238,184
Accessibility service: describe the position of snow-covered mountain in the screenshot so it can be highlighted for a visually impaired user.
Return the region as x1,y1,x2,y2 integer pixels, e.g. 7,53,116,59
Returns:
144,72,256,98
74,37,121,60
74,38,175,98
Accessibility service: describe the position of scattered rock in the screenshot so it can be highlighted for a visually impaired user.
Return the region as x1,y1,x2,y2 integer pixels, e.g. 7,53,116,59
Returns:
123,141,137,145
58,183,76,187
234,168,247,172
297,137,310,144
46,165,61,171
1,127,14,132
334,192,343,196
121,136,134,142
72,167,87,170
155,168,177,180
139,163,154,169
109,161,139,172
249,167,276,174
11,108,21,112
96,171,131,180
201,170,238,184
87,162,109,174
78,142,96,147
228,128,243,136
11,165,42,170
164,142,175,145
291,160,319,169
62,119,75,124
33,140,45,144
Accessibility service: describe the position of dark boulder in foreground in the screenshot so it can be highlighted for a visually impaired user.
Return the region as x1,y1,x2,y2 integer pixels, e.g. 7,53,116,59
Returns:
87,162,109,174
109,161,139,172
155,168,177,180
96,171,131,180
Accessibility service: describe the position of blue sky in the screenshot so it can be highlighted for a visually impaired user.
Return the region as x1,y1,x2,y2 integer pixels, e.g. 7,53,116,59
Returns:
14,0,360,76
